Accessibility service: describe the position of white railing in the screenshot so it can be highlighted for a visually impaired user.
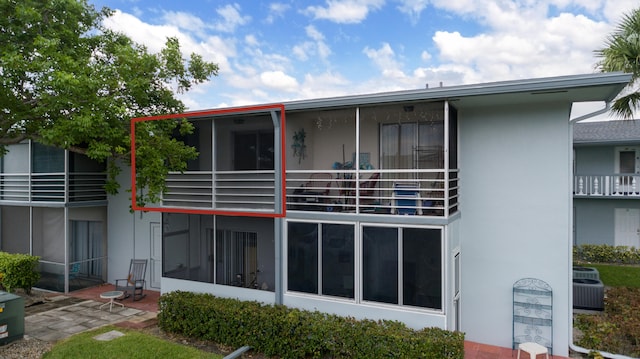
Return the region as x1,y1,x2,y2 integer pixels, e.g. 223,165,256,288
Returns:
286,169,459,217
574,174,640,197
0,172,106,203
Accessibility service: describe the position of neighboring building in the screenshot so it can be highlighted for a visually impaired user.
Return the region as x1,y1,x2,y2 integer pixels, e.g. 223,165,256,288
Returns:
0,72,631,355
0,142,108,292
573,120,640,248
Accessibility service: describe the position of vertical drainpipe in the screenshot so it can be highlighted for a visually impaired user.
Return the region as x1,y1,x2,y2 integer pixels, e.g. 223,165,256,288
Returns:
355,107,360,213
28,140,33,256
271,109,283,304
443,100,450,330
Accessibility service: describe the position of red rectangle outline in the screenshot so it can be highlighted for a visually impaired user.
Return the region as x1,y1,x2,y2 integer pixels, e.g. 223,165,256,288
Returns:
130,103,287,218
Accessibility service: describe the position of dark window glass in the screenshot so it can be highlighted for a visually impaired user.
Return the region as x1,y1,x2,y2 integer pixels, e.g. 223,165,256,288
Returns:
32,143,64,173
234,131,274,170
287,222,318,293
363,226,398,304
322,223,354,298
403,228,442,309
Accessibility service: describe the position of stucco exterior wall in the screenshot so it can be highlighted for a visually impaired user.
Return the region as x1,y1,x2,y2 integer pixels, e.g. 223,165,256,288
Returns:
458,102,571,356
574,146,614,174
107,163,160,288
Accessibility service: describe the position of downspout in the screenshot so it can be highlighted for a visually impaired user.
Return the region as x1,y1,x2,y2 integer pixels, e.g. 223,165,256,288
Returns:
568,101,636,359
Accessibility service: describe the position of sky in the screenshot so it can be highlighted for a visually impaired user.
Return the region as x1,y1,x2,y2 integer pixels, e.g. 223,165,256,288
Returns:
89,0,638,116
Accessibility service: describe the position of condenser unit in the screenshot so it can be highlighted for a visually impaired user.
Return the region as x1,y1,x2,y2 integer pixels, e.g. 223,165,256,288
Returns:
573,266,600,280
573,278,604,310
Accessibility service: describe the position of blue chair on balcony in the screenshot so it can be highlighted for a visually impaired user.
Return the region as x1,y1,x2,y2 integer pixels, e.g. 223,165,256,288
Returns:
392,181,422,215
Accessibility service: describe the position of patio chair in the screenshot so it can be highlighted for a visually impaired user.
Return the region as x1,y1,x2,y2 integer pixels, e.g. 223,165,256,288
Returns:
392,181,422,215
115,259,147,301
345,172,380,206
294,173,333,209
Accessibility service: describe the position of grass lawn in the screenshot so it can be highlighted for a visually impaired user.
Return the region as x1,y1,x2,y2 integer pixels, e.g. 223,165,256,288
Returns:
584,263,640,288
42,326,223,359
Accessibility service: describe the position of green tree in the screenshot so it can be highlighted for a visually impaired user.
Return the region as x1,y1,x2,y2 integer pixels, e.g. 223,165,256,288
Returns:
596,7,640,119
0,0,218,205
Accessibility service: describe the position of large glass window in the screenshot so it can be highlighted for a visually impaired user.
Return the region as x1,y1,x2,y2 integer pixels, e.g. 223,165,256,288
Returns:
70,220,104,279
402,228,441,309
322,224,354,298
286,221,442,310
363,226,398,304
216,230,258,287
287,222,355,298
234,131,274,170
32,142,64,173
381,122,444,170
287,222,318,294
362,225,442,310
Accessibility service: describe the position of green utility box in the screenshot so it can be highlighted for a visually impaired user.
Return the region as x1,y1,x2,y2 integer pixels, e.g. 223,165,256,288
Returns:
0,291,24,345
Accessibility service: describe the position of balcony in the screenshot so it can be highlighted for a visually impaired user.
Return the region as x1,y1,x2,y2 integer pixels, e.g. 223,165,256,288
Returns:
287,169,458,217
0,172,107,204
161,169,459,217
574,174,640,198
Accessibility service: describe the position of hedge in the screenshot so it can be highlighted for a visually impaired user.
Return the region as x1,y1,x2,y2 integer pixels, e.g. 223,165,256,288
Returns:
574,244,640,264
0,252,40,293
158,291,464,359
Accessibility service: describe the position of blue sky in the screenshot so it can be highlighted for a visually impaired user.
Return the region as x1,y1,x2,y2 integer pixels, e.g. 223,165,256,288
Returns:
90,0,637,113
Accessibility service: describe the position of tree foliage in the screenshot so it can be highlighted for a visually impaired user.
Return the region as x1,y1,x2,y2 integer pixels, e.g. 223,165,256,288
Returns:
0,0,218,205
595,7,640,119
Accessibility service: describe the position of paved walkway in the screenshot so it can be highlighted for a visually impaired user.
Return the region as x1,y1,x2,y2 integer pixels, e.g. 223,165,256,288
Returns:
25,296,156,342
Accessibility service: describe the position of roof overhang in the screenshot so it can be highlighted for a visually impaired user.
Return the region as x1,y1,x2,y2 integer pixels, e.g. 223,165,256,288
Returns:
180,72,631,116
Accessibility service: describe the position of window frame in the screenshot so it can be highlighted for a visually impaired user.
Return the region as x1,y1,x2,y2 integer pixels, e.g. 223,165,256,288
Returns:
285,219,444,313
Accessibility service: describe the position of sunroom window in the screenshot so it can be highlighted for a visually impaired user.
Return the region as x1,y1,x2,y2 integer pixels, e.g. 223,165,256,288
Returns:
363,226,442,309
287,222,355,298
287,221,442,310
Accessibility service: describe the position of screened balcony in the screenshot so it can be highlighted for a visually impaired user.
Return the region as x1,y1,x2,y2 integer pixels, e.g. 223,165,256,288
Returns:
157,100,459,218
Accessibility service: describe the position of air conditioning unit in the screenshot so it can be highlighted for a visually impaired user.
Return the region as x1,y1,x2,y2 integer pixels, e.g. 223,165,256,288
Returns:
573,266,600,280
573,278,604,310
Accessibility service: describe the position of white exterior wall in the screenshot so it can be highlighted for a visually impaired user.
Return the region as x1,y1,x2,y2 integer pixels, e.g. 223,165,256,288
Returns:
458,102,571,356
107,163,160,288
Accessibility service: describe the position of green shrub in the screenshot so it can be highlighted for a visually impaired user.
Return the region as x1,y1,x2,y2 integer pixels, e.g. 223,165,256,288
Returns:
158,291,464,359
0,252,41,293
574,244,640,264
575,287,640,357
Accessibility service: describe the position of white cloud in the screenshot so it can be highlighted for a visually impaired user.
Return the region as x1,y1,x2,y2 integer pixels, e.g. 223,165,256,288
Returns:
213,3,251,32
161,11,206,35
421,50,432,61
304,0,385,24
260,71,299,92
394,0,429,22
266,2,290,24
245,34,259,47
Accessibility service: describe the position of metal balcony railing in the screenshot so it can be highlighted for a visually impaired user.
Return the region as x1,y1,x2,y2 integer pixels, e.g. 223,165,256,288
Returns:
161,169,459,217
0,172,107,203
286,169,458,217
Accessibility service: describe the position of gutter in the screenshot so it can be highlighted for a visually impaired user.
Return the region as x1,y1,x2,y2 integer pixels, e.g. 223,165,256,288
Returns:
568,101,636,359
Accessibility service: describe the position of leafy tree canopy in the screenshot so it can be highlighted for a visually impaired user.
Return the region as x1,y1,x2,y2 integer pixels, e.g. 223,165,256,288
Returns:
596,7,640,119
0,0,218,205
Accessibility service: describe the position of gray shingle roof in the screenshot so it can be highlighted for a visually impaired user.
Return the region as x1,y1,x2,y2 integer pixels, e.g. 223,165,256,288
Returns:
574,120,640,144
